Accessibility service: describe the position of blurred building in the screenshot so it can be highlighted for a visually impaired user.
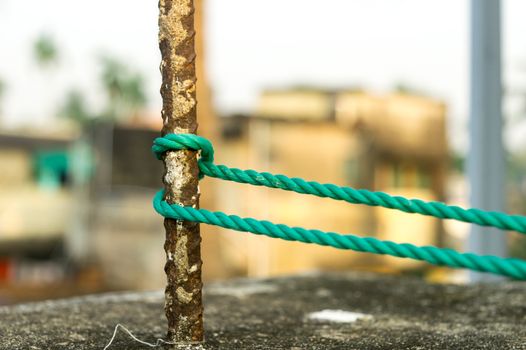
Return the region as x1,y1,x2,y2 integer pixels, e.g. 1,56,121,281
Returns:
82,122,165,290
0,86,449,302
216,89,447,276
0,130,72,248
0,130,78,302
0,123,168,302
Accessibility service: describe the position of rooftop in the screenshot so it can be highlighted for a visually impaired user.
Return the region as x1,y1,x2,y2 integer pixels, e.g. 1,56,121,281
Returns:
1,272,524,349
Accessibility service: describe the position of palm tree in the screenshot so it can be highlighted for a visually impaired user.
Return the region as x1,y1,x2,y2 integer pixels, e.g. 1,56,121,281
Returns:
33,34,59,68
99,55,147,121
59,89,91,124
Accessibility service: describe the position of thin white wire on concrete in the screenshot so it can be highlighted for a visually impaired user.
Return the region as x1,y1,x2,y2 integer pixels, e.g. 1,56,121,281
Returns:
103,324,176,349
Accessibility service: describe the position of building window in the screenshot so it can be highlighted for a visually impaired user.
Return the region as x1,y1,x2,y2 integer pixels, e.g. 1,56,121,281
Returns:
33,151,69,190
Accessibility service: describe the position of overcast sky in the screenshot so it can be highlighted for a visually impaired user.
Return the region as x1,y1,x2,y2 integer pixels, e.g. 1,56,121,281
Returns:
1,0,525,152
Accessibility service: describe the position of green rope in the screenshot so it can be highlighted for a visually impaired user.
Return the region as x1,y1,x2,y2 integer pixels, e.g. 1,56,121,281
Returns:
152,133,526,279
153,133,526,235
153,191,526,279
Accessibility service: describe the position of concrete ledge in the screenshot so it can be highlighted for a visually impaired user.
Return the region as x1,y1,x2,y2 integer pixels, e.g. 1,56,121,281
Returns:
1,272,525,349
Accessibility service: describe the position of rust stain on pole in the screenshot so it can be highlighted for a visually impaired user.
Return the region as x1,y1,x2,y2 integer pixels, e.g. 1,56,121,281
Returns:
158,0,203,343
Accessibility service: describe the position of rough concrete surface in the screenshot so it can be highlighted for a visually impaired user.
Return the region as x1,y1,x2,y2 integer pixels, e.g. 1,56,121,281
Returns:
0,272,525,349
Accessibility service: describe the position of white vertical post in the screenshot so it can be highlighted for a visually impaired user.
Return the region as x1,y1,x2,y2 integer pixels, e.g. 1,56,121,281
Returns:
467,0,507,282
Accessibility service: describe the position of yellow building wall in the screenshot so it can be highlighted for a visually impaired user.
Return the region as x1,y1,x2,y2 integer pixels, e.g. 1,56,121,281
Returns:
0,150,32,186
336,92,447,159
0,151,71,241
217,121,378,277
212,90,447,278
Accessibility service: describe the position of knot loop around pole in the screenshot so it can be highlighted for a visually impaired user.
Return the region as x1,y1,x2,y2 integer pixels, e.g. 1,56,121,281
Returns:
152,134,214,178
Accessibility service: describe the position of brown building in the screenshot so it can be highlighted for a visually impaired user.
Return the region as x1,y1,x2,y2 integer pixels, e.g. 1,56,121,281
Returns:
215,89,448,276
0,86,449,301
0,123,167,299
0,130,73,256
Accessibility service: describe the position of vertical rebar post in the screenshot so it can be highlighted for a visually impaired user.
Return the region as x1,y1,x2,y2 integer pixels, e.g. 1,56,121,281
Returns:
158,0,203,342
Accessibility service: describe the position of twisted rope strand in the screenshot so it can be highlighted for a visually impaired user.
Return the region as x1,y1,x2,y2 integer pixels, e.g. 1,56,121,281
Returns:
152,134,526,234
200,163,526,234
153,191,526,280
152,134,526,278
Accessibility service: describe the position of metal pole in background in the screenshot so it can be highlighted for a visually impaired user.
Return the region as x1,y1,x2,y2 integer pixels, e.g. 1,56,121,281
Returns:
158,0,204,342
467,0,507,282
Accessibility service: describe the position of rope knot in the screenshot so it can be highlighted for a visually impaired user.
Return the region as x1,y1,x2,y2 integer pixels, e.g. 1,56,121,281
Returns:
152,133,214,162
152,133,214,179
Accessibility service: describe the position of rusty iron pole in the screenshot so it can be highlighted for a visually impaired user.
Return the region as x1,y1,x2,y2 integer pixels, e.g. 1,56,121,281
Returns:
158,0,204,343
